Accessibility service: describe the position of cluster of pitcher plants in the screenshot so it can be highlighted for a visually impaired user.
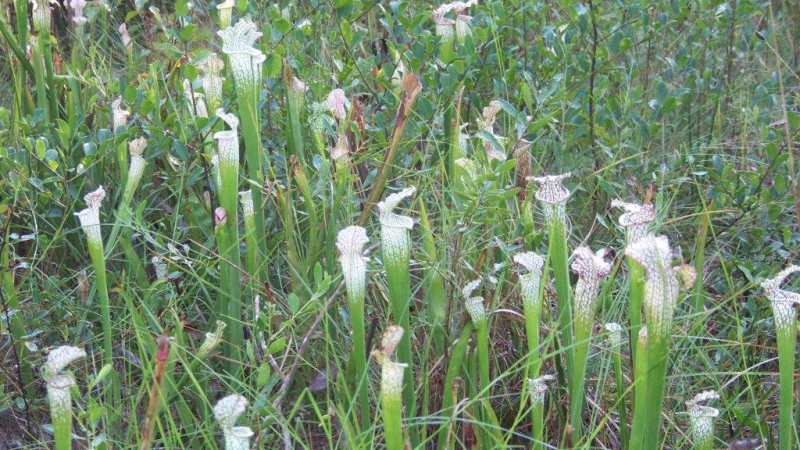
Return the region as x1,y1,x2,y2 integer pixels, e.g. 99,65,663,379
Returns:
1,0,798,449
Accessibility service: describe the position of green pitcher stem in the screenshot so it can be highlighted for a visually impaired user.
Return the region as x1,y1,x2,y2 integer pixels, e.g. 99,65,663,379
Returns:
51,395,72,450
629,328,649,450
549,219,573,383
219,194,242,373
532,402,545,450
242,213,258,283
214,210,241,374
384,238,416,444
87,241,120,412
628,259,644,361
419,198,446,354
523,301,541,374
523,301,544,450
570,318,592,439
383,394,405,450
235,87,269,285
88,243,113,368
642,335,671,449
777,325,796,450
476,321,490,394
223,238,242,374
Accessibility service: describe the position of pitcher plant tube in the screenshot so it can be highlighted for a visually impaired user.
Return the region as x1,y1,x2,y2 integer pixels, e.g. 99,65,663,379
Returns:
529,173,574,381
760,265,799,450
611,199,655,359
373,326,408,450
626,234,696,449
378,186,417,432
337,225,371,428
45,346,87,450
569,246,611,439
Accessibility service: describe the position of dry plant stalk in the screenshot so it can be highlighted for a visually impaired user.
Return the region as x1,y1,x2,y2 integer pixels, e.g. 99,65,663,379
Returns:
358,72,422,224
139,332,170,450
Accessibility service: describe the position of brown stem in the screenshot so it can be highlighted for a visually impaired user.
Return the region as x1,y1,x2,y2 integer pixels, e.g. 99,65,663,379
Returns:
357,73,422,225
140,332,170,450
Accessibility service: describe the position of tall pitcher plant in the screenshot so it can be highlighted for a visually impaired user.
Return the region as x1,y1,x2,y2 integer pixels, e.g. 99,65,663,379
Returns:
218,18,269,283
569,247,611,438
337,225,371,427
463,280,490,392
213,109,243,371
216,0,235,29
527,374,554,450
378,187,417,432
74,187,117,409
514,252,546,447
200,54,224,112
627,234,696,448
373,326,408,450
514,251,545,372
529,174,574,381
760,265,799,450
214,394,254,450
239,190,258,282
611,199,655,358
111,98,132,186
